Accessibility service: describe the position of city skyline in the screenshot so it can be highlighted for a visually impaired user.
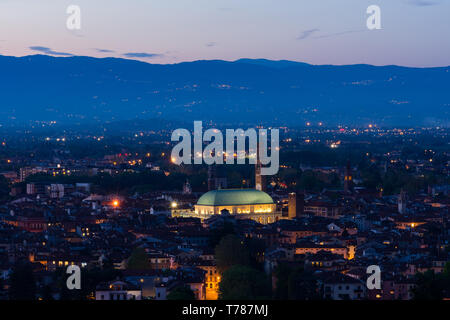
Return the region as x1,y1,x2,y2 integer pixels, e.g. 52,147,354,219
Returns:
0,0,449,306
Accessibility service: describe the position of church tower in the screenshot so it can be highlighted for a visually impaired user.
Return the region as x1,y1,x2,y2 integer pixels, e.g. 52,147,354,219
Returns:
255,157,266,192
183,180,192,194
288,192,304,219
208,165,216,191
398,189,407,214
344,161,353,193
208,165,227,190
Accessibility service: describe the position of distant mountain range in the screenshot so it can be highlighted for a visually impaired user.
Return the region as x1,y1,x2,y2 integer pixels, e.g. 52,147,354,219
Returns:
0,55,448,127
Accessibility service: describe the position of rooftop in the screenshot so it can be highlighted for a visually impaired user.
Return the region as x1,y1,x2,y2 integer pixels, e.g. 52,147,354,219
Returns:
196,189,274,206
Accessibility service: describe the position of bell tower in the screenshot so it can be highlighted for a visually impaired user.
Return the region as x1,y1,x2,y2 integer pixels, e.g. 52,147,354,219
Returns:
344,160,353,193
255,143,266,192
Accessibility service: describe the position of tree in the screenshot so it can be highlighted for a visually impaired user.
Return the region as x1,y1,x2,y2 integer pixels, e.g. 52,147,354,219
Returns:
127,247,151,270
273,263,291,300
244,237,267,270
167,285,196,300
298,170,323,192
273,264,320,300
209,221,236,248
219,265,270,300
287,268,320,300
444,261,450,276
9,261,36,300
412,270,450,300
0,175,10,201
361,165,382,190
42,285,54,300
215,235,250,273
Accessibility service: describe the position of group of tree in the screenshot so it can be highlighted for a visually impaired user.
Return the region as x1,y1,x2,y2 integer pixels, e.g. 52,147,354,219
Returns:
273,263,320,300
127,247,152,270
215,234,271,300
8,260,36,300
167,285,196,300
0,175,10,202
219,265,270,300
412,263,450,300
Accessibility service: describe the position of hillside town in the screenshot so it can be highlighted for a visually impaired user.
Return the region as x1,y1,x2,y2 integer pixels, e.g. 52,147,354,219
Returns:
0,126,448,300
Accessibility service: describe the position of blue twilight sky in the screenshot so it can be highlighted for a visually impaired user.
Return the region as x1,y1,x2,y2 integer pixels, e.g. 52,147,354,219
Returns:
0,0,449,67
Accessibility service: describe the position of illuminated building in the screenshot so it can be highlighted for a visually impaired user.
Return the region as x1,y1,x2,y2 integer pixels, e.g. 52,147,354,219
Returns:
319,273,366,300
198,262,220,300
173,189,282,225
195,189,276,223
95,281,142,300
295,243,350,259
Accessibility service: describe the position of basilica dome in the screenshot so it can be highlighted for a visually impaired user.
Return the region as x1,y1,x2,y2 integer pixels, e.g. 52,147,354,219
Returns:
197,189,274,206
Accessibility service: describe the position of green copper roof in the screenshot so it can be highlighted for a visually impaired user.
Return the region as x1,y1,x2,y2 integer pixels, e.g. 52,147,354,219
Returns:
197,189,274,206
